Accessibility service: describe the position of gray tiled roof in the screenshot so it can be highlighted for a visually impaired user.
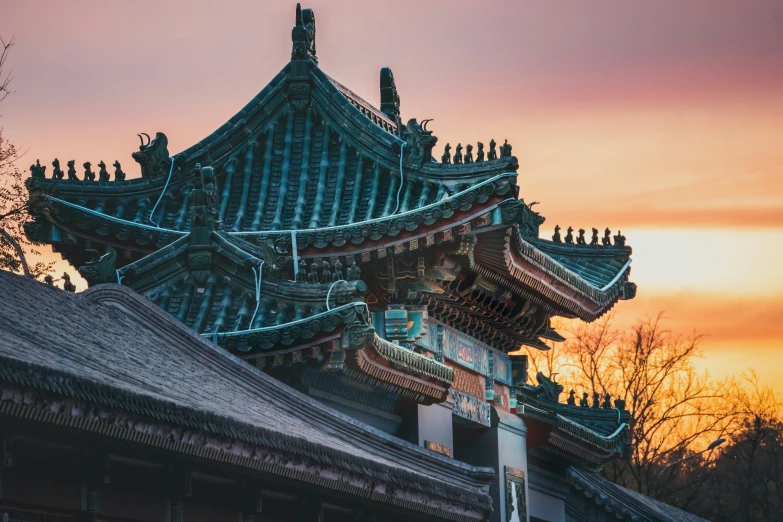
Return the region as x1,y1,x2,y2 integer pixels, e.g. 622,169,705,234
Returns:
568,467,708,522
0,270,493,513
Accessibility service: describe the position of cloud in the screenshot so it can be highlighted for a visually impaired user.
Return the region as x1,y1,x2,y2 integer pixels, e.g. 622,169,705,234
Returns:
612,292,783,345
556,207,783,229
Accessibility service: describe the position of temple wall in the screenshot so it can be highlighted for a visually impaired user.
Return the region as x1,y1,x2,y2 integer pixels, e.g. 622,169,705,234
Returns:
528,490,564,522
307,387,403,434
528,467,570,522
496,410,528,522
417,401,455,455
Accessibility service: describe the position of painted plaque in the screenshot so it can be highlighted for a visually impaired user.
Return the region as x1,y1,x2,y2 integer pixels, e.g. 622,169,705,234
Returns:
425,440,452,458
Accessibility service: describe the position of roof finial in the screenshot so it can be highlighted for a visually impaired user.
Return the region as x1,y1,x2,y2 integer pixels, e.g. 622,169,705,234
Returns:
291,4,316,61
380,67,401,130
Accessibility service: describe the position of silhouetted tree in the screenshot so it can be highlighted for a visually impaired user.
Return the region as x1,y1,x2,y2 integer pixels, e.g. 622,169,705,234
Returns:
0,35,53,278
521,314,783,519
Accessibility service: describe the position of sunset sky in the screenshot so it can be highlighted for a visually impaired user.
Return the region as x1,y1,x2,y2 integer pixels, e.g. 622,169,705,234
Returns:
2,1,782,387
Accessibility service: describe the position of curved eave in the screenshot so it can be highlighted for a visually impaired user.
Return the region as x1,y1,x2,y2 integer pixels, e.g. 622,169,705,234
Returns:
517,390,630,467
216,303,367,353
43,198,186,249
473,228,632,321
545,429,624,468
529,237,633,289
344,333,455,406
41,175,516,257
27,174,175,199
231,176,517,250
521,409,626,467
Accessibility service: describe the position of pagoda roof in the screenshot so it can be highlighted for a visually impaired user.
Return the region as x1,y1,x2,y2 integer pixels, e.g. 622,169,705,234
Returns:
24,4,635,342
72,179,456,405
0,270,492,521
112,230,368,352
516,371,632,468
28,58,519,257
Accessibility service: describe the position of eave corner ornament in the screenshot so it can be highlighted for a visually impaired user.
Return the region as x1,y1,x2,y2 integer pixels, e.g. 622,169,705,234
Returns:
132,132,171,180
402,118,438,166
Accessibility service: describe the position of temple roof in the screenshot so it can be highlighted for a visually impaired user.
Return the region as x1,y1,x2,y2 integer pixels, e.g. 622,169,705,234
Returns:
513,370,632,468
567,467,708,522
0,270,492,520
28,58,519,254
113,230,368,352
24,4,636,347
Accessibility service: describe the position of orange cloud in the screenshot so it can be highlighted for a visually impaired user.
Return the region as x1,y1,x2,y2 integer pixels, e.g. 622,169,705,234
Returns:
613,292,783,345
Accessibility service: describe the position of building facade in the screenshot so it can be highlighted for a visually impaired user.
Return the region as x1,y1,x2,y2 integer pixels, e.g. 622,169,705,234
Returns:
16,5,704,522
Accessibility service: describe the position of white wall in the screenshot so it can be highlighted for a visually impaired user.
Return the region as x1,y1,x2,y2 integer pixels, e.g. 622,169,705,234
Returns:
417,402,454,453
496,410,528,522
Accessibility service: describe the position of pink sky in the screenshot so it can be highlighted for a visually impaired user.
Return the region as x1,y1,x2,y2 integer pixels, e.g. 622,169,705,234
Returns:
3,1,782,386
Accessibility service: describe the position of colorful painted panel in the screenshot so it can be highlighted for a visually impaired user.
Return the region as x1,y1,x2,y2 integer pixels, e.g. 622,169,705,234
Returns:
450,389,491,427
441,325,489,375
447,362,485,400
494,383,511,412
433,319,513,386
493,351,513,386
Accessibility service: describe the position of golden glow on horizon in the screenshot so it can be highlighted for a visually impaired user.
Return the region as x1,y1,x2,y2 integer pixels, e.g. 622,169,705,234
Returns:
586,228,783,297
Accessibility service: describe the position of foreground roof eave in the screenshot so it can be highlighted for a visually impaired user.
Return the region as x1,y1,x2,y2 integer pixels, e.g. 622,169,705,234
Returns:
0,272,495,505
567,467,708,522
0,353,492,520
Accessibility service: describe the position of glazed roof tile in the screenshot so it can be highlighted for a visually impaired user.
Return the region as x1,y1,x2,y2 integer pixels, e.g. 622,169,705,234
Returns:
112,227,367,353
529,238,633,289
472,228,633,321
30,59,518,256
